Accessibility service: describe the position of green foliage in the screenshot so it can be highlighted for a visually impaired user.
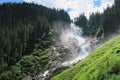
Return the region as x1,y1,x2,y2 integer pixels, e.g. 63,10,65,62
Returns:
95,25,104,39
51,35,120,80
75,0,120,37
0,66,25,80
0,2,70,79
18,50,49,75
102,0,120,35
75,14,88,28
0,49,49,80
75,12,102,36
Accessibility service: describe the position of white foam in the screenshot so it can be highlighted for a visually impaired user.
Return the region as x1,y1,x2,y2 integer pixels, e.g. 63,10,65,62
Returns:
43,70,49,77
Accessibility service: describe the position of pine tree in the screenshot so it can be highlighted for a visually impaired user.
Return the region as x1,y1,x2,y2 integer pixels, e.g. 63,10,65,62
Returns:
0,48,4,70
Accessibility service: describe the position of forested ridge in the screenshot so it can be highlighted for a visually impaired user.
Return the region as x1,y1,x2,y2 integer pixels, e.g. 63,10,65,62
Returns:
75,0,120,38
0,2,70,79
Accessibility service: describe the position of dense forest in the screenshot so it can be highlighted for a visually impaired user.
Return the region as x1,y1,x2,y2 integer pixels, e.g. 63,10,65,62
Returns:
0,2,70,79
75,0,120,38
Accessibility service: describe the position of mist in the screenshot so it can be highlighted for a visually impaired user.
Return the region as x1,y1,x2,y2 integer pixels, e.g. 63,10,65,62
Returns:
52,22,100,66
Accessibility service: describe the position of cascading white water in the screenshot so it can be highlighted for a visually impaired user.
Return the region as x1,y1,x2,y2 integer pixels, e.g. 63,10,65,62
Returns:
42,23,98,79
42,23,88,77
61,23,90,66
71,23,83,36
43,70,49,77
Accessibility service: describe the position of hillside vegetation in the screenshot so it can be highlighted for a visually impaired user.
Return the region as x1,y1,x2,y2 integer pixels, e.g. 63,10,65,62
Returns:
75,0,120,37
51,35,120,80
0,2,70,79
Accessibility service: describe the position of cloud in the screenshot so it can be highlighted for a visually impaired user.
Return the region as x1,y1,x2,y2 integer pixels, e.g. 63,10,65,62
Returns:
24,0,114,19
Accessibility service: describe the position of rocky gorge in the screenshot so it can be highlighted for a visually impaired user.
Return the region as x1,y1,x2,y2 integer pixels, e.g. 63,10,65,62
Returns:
23,23,102,80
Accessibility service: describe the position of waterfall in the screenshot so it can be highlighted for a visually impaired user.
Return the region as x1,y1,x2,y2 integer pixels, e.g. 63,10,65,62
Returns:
40,23,99,80
70,23,83,36
42,23,89,78
61,23,90,66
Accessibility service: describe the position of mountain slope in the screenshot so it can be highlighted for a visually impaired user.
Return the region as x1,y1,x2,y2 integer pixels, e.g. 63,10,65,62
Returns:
51,35,120,80
0,3,70,80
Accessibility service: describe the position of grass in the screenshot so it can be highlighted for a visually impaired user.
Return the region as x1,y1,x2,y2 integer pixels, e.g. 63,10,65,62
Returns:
51,35,120,80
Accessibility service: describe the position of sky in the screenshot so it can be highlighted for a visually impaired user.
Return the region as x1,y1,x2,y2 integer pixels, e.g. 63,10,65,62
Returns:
0,0,114,19
0,0,23,3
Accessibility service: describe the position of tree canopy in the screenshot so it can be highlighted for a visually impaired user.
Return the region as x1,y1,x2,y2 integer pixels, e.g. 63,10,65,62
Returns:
0,2,70,79
75,0,120,37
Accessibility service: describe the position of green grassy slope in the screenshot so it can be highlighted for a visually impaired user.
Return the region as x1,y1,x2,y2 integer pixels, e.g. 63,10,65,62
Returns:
51,36,120,80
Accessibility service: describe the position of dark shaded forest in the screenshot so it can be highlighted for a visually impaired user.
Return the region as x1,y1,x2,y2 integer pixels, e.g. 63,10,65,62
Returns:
75,0,120,38
0,2,70,79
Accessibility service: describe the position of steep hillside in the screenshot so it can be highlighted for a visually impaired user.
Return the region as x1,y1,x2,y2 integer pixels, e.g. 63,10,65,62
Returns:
51,35,120,80
0,2,70,80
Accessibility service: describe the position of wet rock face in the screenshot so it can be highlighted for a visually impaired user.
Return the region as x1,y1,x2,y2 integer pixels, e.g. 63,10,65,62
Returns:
26,44,73,80
32,66,70,80
89,38,101,52
23,38,102,80
23,76,32,80
46,44,74,70
49,45,73,61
